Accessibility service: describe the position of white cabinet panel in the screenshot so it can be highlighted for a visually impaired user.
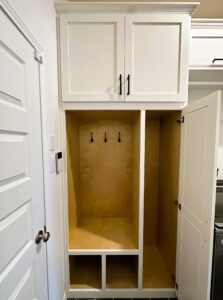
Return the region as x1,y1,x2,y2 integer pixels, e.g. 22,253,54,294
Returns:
190,23,223,68
176,91,221,300
60,14,124,102
125,14,190,102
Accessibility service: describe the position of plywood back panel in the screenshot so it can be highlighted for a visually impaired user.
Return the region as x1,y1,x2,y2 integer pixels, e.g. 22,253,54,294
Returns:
79,119,133,218
66,111,140,232
131,113,140,243
144,119,160,245
157,112,181,276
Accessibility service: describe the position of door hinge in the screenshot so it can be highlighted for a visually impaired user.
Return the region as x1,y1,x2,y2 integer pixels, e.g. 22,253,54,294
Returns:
173,200,182,210
175,281,179,290
177,116,184,124
34,50,43,64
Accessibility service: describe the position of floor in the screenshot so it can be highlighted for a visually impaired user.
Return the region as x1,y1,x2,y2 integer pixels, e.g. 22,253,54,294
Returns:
68,298,178,300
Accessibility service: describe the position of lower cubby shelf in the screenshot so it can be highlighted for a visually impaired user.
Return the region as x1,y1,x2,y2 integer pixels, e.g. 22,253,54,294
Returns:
69,255,101,289
106,255,138,289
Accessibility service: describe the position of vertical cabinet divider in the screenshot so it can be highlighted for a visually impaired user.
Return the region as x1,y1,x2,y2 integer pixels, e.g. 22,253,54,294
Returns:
138,110,146,289
102,254,106,291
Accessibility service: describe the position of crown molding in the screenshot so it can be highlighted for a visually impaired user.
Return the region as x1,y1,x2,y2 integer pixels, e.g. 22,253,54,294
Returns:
55,2,199,15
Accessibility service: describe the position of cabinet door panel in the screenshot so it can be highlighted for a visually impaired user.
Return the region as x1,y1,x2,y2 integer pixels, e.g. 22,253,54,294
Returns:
60,14,124,102
176,91,221,300
125,14,190,102
190,25,223,68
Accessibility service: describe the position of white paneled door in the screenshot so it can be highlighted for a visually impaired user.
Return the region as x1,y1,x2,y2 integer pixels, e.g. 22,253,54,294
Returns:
60,14,125,102
0,9,48,300
125,14,190,102
176,91,221,300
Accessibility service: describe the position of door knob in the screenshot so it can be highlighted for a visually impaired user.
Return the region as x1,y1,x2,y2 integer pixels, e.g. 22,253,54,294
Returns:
35,226,50,244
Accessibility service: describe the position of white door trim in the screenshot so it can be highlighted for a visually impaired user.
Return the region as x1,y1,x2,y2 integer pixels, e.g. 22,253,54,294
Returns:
0,0,51,298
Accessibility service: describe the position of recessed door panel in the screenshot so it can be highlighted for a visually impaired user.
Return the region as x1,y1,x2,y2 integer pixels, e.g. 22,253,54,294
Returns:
132,23,180,94
176,91,221,300
60,14,124,101
125,14,190,102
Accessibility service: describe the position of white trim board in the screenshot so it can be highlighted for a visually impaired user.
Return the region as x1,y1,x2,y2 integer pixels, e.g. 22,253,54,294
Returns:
66,289,176,298
192,18,223,29
55,2,199,15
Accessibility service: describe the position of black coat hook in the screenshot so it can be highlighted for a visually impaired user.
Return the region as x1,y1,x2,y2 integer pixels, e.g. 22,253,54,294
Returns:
90,132,94,143
104,132,107,143
118,132,121,143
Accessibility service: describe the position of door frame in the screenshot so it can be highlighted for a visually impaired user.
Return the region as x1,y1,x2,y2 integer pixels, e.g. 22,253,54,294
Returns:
0,0,50,297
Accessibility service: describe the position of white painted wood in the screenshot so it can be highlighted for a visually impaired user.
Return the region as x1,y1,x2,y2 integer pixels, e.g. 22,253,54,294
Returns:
102,255,106,291
125,14,190,102
67,288,176,298
189,69,223,89
62,101,187,110
60,13,124,102
55,2,199,15
60,110,70,295
8,268,33,300
218,96,223,179
138,110,145,290
190,20,223,68
0,9,48,300
176,91,221,300
0,1,43,53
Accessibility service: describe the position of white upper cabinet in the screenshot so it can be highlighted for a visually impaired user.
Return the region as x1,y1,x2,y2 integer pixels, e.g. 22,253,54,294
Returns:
125,14,190,102
190,20,223,69
57,3,197,104
60,14,125,102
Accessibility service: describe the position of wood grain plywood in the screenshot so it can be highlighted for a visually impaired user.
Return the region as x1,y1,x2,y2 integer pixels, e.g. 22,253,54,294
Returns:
69,255,101,289
157,112,181,277
143,246,174,288
106,255,138,288
144,119,160,245
69,217,138,249
78,119,132,218
66,113,80,229
66,111,140,250
131,113,140,244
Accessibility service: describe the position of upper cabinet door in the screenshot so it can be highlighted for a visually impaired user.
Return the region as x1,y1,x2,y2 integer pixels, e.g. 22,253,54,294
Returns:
60,14,125,102
176,91,221,300
125,14,190,102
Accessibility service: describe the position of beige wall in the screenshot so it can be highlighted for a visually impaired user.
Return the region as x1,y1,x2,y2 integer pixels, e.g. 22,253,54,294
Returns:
66,0,223,18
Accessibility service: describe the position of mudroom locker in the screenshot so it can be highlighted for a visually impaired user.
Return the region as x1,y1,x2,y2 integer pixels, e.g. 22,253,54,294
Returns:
56,2,222,299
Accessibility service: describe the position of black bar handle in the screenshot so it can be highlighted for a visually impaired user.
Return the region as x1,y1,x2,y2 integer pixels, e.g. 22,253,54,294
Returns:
119,74,122,95
212,58,223,63
127,74,130,95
